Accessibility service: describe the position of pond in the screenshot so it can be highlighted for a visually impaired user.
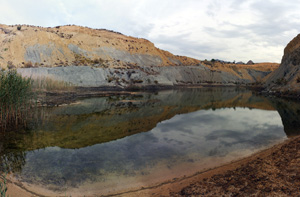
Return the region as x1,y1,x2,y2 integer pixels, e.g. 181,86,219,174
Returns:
1,87,300,196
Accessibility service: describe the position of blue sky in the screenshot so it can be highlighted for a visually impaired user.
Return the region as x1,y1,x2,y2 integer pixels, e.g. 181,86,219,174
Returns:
1,0,300,63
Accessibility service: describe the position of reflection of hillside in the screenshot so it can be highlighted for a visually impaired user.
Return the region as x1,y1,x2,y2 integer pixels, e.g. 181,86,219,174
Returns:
201,91,275,111
1,87,300,175
270,98,300,137
5,87,277,151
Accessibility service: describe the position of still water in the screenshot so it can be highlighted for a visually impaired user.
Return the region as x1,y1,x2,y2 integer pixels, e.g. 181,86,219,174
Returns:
0,87,299,195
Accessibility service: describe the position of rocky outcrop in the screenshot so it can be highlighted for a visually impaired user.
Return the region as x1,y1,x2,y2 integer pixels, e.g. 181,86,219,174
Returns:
17,65,272,88
265,34,300,92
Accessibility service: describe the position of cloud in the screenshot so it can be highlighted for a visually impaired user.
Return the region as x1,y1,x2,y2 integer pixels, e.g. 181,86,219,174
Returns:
0,0,300,62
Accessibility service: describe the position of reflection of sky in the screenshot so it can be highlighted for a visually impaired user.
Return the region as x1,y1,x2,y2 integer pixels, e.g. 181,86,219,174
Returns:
154,108,284,157
19,108,285,189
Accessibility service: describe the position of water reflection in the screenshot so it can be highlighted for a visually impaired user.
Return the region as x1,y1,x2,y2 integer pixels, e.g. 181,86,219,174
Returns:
0,87,300,195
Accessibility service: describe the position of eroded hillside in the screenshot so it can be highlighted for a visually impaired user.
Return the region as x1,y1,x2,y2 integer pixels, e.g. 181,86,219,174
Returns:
0,24,200,69
201,61,279,82
0,24,279,87
266,33,300,92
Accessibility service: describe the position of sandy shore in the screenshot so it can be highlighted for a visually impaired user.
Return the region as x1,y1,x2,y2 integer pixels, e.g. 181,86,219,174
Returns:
117,136,300,196
171,136,300,196
4,136,300,196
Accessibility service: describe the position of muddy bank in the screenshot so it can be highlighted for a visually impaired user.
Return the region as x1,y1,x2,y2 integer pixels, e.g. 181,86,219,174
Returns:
37,89,139,107
37,85,245,107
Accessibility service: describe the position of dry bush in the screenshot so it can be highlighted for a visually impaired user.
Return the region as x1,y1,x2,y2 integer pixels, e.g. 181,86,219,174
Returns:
24,62,33,68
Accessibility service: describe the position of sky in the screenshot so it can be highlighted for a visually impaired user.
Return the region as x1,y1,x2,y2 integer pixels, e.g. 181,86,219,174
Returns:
1,0,300,63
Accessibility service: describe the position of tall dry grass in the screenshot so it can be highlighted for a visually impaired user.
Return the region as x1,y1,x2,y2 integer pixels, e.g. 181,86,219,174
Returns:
31,76,75,92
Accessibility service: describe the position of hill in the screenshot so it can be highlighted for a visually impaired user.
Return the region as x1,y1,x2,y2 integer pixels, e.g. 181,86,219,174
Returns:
0,24,278,88
0,24,200,69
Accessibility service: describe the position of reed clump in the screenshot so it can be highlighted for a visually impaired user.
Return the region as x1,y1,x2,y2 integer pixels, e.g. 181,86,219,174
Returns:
0,173,7,197
0,70,34,131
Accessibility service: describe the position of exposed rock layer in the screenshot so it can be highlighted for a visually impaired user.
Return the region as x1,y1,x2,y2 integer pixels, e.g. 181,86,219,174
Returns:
266,34,300,91
17,65,271,88
0,24,278,86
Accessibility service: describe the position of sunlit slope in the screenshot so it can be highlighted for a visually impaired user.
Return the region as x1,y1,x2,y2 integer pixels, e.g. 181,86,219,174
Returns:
0,24,200,69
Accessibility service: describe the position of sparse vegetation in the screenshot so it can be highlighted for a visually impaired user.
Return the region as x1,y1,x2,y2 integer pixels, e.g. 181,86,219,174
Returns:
32,76,75,92
275,77,288,85
73,53,106,67
202,60,213,66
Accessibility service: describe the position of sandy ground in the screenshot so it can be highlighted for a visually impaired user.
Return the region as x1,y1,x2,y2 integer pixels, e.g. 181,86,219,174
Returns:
171,136,300,196
4,136,300,197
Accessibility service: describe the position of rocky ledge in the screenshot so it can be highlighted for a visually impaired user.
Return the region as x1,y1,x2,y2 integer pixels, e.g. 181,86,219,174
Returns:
17,65,271,89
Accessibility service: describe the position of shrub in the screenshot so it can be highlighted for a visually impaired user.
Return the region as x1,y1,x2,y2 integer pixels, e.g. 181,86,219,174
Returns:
17,26,21,31
7,61,15,70
92,58,104,64
24,61,33,68
107,77,114,83
133,79,143,83
275,77,287,85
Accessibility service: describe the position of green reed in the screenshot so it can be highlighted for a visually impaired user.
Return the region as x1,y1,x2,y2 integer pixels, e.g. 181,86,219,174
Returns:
0,70,34,131
0,173,7,197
